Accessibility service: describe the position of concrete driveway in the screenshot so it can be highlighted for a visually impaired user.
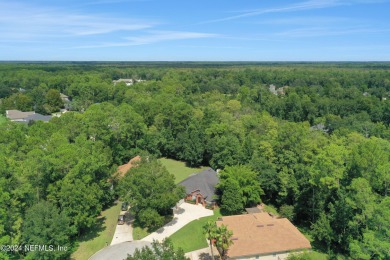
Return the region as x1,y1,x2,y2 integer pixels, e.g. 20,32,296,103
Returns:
110,210,133,245
142,202,213,242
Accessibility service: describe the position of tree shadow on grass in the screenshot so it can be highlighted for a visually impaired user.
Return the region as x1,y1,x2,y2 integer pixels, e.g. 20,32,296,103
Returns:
296,225,329,256
310,240,330,256
75,201,121,243
77,215,106,242
132,218,143,229
184,161,199,168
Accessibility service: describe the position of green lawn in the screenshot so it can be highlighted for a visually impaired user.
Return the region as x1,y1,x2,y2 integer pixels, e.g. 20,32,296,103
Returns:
169,209,222,253
158,158,208,184
263,204,280,217
288,251,329,260
71,202,121,260
309,251,328,260
0,115,7,125
132,226,149,240
128,206,151,240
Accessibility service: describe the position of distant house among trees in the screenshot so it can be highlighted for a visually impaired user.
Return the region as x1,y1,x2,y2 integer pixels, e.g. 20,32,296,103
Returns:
6,109,52,123
60,93,70,103
113,78,134,86
113,79,145,86
269,84,288,95
269,84,277,95
216,212,311,259
178,168,219,207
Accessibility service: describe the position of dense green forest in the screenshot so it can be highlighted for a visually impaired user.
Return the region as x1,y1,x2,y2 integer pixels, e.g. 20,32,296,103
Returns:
0,62,389,259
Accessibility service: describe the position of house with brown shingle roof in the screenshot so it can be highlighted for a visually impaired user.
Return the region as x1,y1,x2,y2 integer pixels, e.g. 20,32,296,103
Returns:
6,110,35,121
108,156,142,188
6,110,52,123
116,155,141,178
216,213,311,259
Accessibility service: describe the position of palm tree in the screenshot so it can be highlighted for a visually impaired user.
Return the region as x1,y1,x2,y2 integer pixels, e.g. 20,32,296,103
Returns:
214,224,233,260
203,221,217,259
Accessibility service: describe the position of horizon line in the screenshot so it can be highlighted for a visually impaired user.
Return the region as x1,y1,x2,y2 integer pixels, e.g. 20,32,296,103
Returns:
0,60,389,63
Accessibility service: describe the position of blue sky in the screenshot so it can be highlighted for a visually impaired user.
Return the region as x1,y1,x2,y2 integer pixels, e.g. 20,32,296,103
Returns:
0,0,389,61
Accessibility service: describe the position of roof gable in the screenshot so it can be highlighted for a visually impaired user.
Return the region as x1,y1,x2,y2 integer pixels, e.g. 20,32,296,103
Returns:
116,155,141,177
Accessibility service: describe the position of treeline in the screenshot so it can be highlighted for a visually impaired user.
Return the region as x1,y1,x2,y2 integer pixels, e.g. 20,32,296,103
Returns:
0,63,389,259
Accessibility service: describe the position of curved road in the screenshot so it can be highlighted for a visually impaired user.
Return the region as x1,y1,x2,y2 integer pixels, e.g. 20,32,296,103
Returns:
89,241,152,260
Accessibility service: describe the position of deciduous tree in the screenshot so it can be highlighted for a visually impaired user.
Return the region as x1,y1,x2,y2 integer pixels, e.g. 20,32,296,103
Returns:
22,201,73,260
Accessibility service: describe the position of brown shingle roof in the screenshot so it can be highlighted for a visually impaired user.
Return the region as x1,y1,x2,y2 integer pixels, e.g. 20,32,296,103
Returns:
216,213,311,258
6,110,35,121
116,155,141,177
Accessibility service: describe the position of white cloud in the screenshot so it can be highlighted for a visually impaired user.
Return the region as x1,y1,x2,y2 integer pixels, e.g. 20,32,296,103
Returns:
201,0,387,24
124,31,218,45
72,31,219,48
201,0,341,24
274,27,390,38
254,16,352,26
0,1,153,40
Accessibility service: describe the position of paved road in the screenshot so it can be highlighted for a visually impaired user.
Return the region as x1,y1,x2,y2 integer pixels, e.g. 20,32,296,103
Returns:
142,202,213,242
110,210,133,245
89,241,151,260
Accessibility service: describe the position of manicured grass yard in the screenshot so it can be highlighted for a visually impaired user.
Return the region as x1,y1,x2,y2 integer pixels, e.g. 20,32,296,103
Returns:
159,158,208,184
0,115,7,125
71,202,121,260
132,226,149,240
308,251,328,260
263,204,280,217
169,209,222,253
289,250,329,260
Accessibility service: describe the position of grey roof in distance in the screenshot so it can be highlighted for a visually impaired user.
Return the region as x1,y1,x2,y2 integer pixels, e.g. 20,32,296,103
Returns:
24,113,52,122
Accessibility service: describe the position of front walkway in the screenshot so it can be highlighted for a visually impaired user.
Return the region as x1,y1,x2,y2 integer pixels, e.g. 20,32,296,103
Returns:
142,202,213,242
